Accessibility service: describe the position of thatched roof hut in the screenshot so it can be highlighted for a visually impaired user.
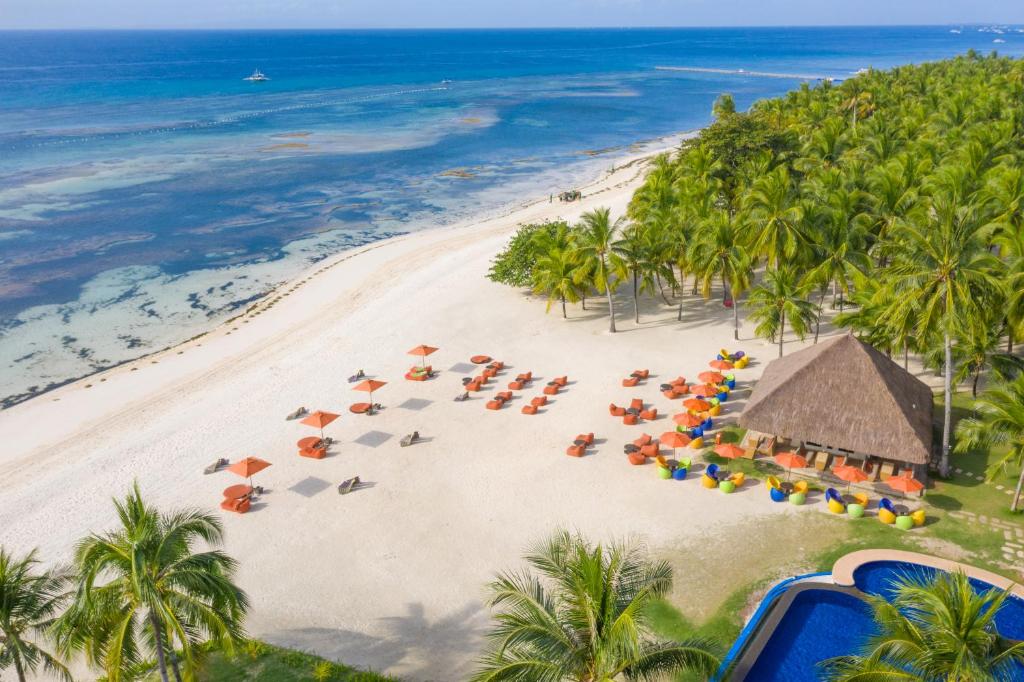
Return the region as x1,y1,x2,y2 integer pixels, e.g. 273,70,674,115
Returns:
739,333,934,465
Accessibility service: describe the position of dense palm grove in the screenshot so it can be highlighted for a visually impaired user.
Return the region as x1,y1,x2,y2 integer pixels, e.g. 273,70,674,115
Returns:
489,52,1024,489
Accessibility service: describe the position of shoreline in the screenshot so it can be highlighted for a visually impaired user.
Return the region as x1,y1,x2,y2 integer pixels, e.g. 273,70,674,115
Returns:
0,130,692,412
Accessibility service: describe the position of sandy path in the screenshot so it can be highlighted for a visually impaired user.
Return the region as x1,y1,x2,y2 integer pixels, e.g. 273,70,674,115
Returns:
0,140,806,680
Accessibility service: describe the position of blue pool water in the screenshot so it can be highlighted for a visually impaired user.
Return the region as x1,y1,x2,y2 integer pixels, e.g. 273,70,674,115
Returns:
2,27,1023,406
744,588,876,681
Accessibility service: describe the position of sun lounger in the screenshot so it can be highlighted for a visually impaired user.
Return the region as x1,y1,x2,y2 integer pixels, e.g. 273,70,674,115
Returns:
633,434,652,447
486,400,503,410
566,444,585,457
299,446,327,459
517,372,532,382
622,376,639,387
640,444,659,457
338,476,361,495
575,432,594,446
454,392,470,402
204,457,229,475
623,413,639,425
285,407,308,421
639,408,657,420
543,384,559,395
553,376,568,386
347,370,366,383
405,371,427,382
400,431,420,447
531,396,547,407
349,402,372,415
633,369,649,379
609,403,626,416
629,398,644,411
521,404,538,415
508,380,524,390
220,497,250,513
628,452,646,465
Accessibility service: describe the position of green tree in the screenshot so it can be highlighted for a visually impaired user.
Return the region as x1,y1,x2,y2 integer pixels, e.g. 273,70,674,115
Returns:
613,227,655,325
885,198,1002,476
744,166,807,268
575,208,624,333
56,484,248,682
689,210,752,340
822,570,1024,680
747,266,818,358
532,248,585,319
0,548,70,682
712,93,736,119
956,374,1024,511
471,531,719,682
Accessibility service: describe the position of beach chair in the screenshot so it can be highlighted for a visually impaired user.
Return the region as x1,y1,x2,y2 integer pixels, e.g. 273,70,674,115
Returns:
576,433,594,446
553,376,568,386
508,380,524,390
300,446,327,459
628,452,646,465
349,402,372,415
662,389,679,399
792,480,809,495
729,472,745,487
544,384,559,395
566,444,585,457
639,408,658,420
639,443,659,457
633,433,653,447
623,414,639,425
220,497,250,513
531,396,548,407
338,476,361,495
517,371,532,382
825,488,846,514
496,391,513,402
400,431,420,447
285,407,308,421
347,370,365,383
483,367,498,379
489,360,505,370
633,369,649,379
521,404,538,415
204,458,229,475
609,403,626,417
629,398,644,411
465,380,482,392
622,376,639,387
911,509,926,526
486,400,503,410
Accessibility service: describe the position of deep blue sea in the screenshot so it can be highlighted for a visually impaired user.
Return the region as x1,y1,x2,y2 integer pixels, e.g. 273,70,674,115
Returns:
1,26,1021,405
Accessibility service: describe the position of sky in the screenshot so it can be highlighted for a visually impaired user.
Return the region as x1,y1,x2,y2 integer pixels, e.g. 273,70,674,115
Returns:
2,0,1023,29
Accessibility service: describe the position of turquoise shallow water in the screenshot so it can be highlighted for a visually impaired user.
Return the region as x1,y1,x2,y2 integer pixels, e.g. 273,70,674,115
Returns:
0,27,1021,405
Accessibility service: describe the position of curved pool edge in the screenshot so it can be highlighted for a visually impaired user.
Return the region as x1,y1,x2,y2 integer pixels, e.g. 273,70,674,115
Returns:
710,572,829,682
833,549,1024,597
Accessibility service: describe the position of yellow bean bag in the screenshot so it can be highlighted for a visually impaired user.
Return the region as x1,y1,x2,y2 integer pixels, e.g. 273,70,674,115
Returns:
689,437,704,449
730,472,745,487
701,474,718,489
709,404,722,417
736,357,749,369
719,348,731,359
792,480,809,495
828,499,846,514
911,509,926,527
766,475,781,490
878,508,897,524
852,492,869,508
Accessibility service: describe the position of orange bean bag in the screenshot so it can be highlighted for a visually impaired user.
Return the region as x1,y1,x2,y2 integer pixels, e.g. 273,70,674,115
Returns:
521,404,538,415
532,396,548,407
220,497,250,513
627,452,646,465
553,376,568,386
486,400,503,410
576,432,595,446
622,377,639,387
566,444,585,457
639,408,657,420
639,443,659,457
633,434,653,447
544,385,559,395
623,414,639,425
299,447,326,459
630,398,644,411
609,403,626,416
349,402,371,414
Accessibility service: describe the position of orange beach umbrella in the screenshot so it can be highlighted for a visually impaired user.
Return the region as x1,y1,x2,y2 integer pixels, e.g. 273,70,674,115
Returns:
885,471,925,497
690,384,719,397
774,451,808,480
227,456,271,487
301,410,340,440
407,344,438,368
683,398,711,412
834,464,869,491
673,412,703,428
659,431,691,454
353,379,387,402
710,359,734,370
714,443,745,460
698,371,725,384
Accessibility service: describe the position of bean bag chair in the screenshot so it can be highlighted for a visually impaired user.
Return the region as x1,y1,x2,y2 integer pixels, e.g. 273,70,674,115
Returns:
404,371,427,381
672,467,687,480
220,497,250,513
609,403,626,417
543,384,559,395
657,466,672,480
566,445,585,457
734,351,745,359
726,379,736,390
517,372,532,382
690,426,703,438
847,504,865,518
878,508,897,524
486,400,503,410
630,398,644,411
895,515,914,531
702,418,713,430
623,414,639,425
521,404,538,415
663,390,679,399
508,381,524,390
709,397,721,407
627,452,646,465
689,437,704,449
639,408,657,420
622,377,639,387
766,475,781,490
769,486,787,503
828,499,846,514
792,480,809,495
531,396,547,407
717,392,728,402
633,433,653,447
709,404,722,417
634,369,649,379
729,472,745,487
701,474,718,489
851,492,869,508
470,355,491,364
640,444,659,457
677,457,693,470
911,509,926,526
553,376,568,386
720,480,736,494
789,492,806,505
299,447,326,459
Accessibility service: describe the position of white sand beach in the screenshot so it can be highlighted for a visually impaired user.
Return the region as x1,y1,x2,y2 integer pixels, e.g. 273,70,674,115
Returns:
0,140,818,680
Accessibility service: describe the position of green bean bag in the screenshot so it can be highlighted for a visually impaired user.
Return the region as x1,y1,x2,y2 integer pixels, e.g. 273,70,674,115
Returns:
895,515,914,531
719,480,736,494
847,503,865,519
788,492,806,506
657,466,672,480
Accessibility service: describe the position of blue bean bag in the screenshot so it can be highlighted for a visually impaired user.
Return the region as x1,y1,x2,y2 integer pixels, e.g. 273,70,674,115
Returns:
673,467,687,481
769,486,787,502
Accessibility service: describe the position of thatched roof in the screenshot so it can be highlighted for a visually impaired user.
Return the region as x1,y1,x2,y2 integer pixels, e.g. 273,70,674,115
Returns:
739,333,934,464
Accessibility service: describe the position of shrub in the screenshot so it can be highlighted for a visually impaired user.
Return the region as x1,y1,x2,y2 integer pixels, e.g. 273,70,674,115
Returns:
487,221,569,287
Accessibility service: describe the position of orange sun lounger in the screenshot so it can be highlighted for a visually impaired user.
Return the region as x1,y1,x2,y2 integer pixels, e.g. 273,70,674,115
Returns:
609,403,626,417
521,404,538,415
531,396,548,407
349,402,372,414
220,497,251,513
566,444,585,457
633,433,653,447
299,446,326,459
544,384,559,395
622,376,639,387
623,413,639,425
627,452,646,465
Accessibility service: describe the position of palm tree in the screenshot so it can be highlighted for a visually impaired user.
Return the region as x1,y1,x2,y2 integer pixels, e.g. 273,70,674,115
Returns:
712,93,736,119
55,484,248,682
744,166,807,268
0,548,70,682
471,531,720,681
575,207,624,333
689,210,752,340
613,226,655,325
885,198,1002,476
949,314,1024,397
747,266,818,358
532,248,584,319
840,89,874,130
822,570,1024,680
956,374,1024,512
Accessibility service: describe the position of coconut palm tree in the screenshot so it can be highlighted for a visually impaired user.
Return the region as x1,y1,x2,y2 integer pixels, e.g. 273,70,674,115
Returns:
576,207,624,332
689,210,752,340
612,226,655,325
747,266,818,358
885,198,1003,476
956,374,1024,512
744,166,807,268
471,531,720,682
532,248,585,319
822,570,1024,680
0,548,70,682
55,484,248,682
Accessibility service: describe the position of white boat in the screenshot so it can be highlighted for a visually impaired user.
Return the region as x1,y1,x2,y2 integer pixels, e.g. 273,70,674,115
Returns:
243,69,270,82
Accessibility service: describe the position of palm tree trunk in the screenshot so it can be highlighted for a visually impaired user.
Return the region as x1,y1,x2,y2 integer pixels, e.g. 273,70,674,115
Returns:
632,271,639,324
972,368,981,398
604,280,617,333
168,646,184,682
904,342,909,371
814,288,827,344
14,654,26,682
150,614,171,682
1012,462,1024,512
656,274,672,306
733,294,740,341
581,293,586,311
561,295,567,319
1009,329,1015,353
779,309,785,358
941,331,953,477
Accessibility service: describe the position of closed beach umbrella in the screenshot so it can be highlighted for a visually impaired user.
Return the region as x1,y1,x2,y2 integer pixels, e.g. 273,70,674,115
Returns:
659,431,690,456
227,457,271,488
774,451,808,480
673,412,703,428
353,379,387,403
714,443,744,460
834,464,869,491
301,410,340,440
407,344,438,368
710,359,734,370
698,371,725,384
885,471,925,498
683,398,711,412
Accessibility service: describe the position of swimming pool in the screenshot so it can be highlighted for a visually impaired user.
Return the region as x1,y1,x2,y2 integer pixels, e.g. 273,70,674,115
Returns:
719,554,1024,681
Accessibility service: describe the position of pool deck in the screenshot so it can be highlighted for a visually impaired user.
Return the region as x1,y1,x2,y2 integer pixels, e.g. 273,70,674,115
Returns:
833,549,1024,596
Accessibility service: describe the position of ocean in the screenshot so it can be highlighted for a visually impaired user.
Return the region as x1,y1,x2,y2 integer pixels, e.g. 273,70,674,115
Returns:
1,26,1021,407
